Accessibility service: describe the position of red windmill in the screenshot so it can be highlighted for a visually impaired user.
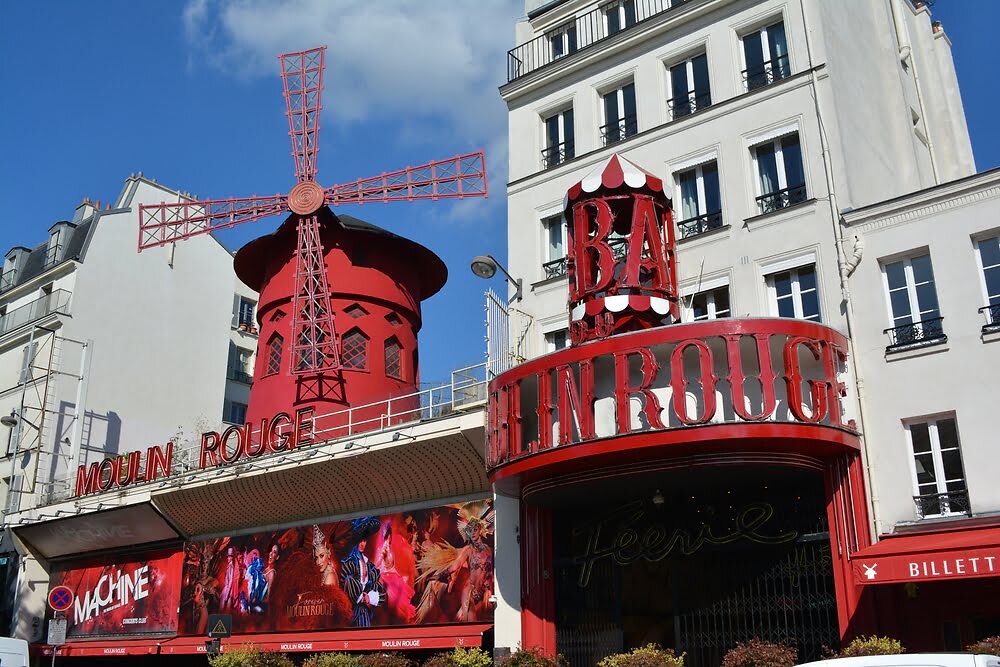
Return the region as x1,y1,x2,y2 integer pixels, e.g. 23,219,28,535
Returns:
137,46,487,379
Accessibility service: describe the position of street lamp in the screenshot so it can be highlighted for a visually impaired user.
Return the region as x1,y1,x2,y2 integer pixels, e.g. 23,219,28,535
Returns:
470,255,523,302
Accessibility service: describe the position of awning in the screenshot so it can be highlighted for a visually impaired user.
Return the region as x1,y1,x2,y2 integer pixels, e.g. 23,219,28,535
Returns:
851,524,1000,585
37,638,163,657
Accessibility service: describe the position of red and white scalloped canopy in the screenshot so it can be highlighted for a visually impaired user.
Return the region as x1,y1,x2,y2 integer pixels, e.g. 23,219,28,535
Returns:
564,153,667,208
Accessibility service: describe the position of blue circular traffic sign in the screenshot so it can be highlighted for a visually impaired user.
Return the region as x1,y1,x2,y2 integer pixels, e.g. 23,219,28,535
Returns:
48,586,74,612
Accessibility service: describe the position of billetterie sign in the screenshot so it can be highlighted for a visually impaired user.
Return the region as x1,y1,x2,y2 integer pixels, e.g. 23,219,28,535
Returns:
74,407,316,497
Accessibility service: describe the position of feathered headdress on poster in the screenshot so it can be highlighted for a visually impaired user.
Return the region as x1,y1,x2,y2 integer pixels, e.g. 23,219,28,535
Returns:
312,525,327,553
416,541,459,583
457,500,495,543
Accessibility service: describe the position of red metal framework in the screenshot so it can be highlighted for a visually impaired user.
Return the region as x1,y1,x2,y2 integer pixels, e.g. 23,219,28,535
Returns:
136,45,488,376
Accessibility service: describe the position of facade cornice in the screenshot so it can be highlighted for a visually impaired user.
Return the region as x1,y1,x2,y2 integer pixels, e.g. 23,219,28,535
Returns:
0,261,77,304
842,168,1000,233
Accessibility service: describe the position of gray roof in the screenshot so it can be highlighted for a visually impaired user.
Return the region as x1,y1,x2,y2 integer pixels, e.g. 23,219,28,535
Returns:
1,216,96,294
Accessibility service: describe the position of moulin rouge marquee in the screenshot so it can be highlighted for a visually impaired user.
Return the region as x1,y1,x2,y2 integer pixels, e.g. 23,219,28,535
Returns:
74,407,318,497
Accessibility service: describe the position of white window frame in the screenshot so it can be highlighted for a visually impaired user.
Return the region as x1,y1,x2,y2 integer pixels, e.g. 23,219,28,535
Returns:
542,107,574,168
973,235,1000,323
673,160,719,222
603,0,635,35
739,20,788,91
765,263,821,322
666,52,709,119
544,328,569,352
548,23,576,60
879,253,939,329
751,133,800,198
238,297,256,326
684,285,731,322
543,214,568,263
600,80,636,144
904,415,968,518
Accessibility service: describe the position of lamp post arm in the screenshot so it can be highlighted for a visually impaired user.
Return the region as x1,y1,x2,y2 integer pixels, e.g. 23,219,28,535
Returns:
486,255,523,303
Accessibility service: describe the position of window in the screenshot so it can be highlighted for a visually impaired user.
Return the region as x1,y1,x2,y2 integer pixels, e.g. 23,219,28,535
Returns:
228,344,254,383
545,329,569,352
668,53,711,119
975,235,1000,329
906,416,969,518
742,21,790,91
18,341,37,383
604,0,636,35
674,161,722,238
542,214,569,278
264,334,283,376
767,264,820,322
227,402,248,425
341,328,369,370
344,304,368,319
753,133,806,213
542,108,574,168
1,255,17,291
882,254,944,348
601,83,637,146
384,337,403,379
238,297,256,328
45,229,62,268
686,286,730,322
548,22,577,60
385,312,403,327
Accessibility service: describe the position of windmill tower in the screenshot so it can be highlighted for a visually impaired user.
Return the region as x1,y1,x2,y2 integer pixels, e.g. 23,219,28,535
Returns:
137,46,486,433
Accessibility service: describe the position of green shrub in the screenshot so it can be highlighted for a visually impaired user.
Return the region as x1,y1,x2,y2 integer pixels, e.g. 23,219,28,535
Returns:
721,639,797,667
838,636,905,657
208,646,295,667
499,646,566,667
304,653,366,667
452,647,493,667
966,636,1000,654
359,653,415,667
599,644,685,667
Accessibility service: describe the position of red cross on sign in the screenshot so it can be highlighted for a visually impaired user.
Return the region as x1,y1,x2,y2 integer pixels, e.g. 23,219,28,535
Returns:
48,586,74,612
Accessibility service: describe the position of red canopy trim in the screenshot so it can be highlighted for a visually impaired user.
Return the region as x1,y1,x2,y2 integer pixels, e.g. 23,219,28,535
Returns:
564,154,666,208
570,295,673,321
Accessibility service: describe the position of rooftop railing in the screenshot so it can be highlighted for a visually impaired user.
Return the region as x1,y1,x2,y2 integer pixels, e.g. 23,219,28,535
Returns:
0,289,72,338
507,0,692,83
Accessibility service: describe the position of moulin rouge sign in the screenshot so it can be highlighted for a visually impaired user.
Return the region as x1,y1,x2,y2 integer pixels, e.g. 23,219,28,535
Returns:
74,407,317,497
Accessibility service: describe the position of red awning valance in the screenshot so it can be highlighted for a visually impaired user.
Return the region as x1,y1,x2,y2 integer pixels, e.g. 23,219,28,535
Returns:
38,638,163,657
851,524,1000,585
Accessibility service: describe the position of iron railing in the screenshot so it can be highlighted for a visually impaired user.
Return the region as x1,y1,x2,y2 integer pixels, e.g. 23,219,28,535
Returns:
541,237,630,280
979,303,1000,331
743,54,791,92
541,141,575,169
507,0,692,82
677,211,723,239
914,490,970,519
601,115,639,146
884,316,946,349
668,89,711,119
0,269,15,292
227,366,253,384
0,289,72,338
43,243,62,269
756,184,807,214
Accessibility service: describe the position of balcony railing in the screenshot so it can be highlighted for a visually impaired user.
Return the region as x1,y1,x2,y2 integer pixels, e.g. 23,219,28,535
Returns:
541,141,575,169
743,54,791,92
0,289,71,337
601,115,638,146
677,210,723,239
884,316,946,349
914,489,970,519
43,244,62,269
756,184,807,214
667,89,711,119
541,237,629,280
979,303,1000,332
508,0,692,82
0,269,15,292
228,366,253,384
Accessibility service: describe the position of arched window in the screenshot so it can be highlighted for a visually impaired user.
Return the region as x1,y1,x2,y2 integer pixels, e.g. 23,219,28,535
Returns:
264,334,283,376
341,328,369,370
384,337,403,380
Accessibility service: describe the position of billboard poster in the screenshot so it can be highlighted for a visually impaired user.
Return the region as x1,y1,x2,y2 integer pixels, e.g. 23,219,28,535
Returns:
49,550,184,638
179,499,494,635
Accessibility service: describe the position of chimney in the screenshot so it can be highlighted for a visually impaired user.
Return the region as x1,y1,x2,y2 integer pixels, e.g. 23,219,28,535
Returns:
73,198,97,223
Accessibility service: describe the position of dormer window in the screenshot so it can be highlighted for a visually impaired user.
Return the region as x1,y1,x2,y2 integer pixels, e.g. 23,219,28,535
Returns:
45,222,75,270
2,248,28,292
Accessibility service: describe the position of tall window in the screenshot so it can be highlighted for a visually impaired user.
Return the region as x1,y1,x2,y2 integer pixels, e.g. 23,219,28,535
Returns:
668,53,711,118
767,264,820,322
604,0,636,35
907,416,969,518
264,334,283,376
975,235,1000,328
227,402,248,425
549,22,577,60
882,254,944,347
674,161,722,238
542,108,574,169
341,328,369,370
0,255,16,291
753,133,806,213
228,344,254,383
45,229,62,268
742,21,790,91
542,214,569,279
545,329,569,352
686,286,730,322
601,83,637,146
238,297,256,328
384,337,403,379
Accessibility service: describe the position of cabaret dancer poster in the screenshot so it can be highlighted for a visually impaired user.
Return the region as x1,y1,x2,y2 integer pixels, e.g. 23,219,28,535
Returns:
48,550,184,638
178,499,494,635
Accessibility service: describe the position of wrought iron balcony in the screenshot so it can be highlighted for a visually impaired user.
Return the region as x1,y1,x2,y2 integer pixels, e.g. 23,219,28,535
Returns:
0,289,71,337
600,115,638,146
743,55,791,92
677,211,723,239
43,243,62,269
884,316,946,349
667,89,712,119
979,303,1000,332
914,490,970,519
541,237,629,280
541,141,575,169
0,269,14,292
228,366,253,384
507,0,691,82
755,184,807,214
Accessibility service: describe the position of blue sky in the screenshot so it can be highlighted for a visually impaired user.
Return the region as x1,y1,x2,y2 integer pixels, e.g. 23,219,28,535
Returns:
0,1,997,386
